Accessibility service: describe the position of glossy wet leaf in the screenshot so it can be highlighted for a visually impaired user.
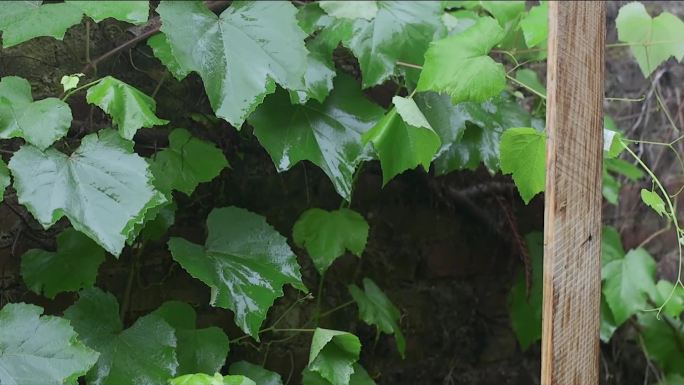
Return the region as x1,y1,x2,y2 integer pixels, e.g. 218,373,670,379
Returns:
417,17,505,104
21,228,105,299
0,159,8,202
602,248,657,326
520,2,548,48
637,313,684,375
293,208,369,274
0,1,82,48
64,288,178,385
308,328,361,385
617,2,684,77
319,1,378,20
150,128,228,196
302,364,375,385
170,373,256,385
157,0,308,127
230,361,283,385
167,207,305,338
147,33,190,81
508,232,543,350
86,76,168,140
0,76,72,150
250,76,383,200
152,301,230,375
348,278,405,357
641,189,667,217
363,96,440,185
499,127,546,204
68,1,149,24
8,129,166,256
0,303,99,385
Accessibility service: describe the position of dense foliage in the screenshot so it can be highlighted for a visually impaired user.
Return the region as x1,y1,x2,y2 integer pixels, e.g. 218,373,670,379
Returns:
0,1,682,384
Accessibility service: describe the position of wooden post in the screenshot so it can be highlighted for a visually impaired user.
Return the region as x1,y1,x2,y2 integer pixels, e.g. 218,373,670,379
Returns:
542,2,605,385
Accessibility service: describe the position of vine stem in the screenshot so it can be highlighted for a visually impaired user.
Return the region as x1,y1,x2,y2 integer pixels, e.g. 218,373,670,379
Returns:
229,327,315,344
60,79,103,101
120,241,147,321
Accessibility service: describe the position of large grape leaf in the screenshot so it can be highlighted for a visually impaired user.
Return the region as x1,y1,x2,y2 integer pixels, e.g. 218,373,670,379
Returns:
0,303,99,385
0,158,8,202
499,127,546,204
520,2,548,48
319,1,378,21
149,128,228,196
616,2,684,77
652,280,684,318
302,364,375,385
363,95,440,185
152,301,230,375
293,208,369,274
167,207,306,338
171,373,256,385
157,0,308,128
602,248,658,326
86,76,168,140
348,278,405,357
507,232,543,350
0,76,72,150
338,1,443,88
0,1,148,48
64,288,178,385
637,313,684,375
308,328,361,385
8,129,166,256
249,76,384,201
230,361,283,385
147,33,190,81
21,228,105,299
417,17,506,104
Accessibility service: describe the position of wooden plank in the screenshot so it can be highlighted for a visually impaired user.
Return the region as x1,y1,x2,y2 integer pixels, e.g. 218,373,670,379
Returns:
542,2,605,385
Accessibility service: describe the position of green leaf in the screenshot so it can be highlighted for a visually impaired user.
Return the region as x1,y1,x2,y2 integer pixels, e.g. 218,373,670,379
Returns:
0,158,9,202
519,2,548,48
616,2,684,77
86,76,168,140
171,373,257,385
600,295,619,343
637,313,684,375
603,170,620,205
149,128,228,196
479,1,525,28
157,1,308,127
61,73,84,92
340,2,444,88
297,3,334,34
640,189,667,217
21,228,105,299
140,202,176,242
507,232,543,350
499,127,546,204
417,17,505,104
319,1,378,21
0,2,82,48
152,301,230,375
68,1,149,24
0,76,72,150
167,207,306,338
602,248,657,326
308,328,361,385
0,303,99,385
363,96,441,185
653,280,684,318
514,69,546,97
250,76,384,201
441,10,478,34
302,363,375,385
605,158,643,181
602,225,625,267
348,278,405,357
147,33,190,81
64,288,179,385
293,208,369,274
230,361,283,385
8,129,167,256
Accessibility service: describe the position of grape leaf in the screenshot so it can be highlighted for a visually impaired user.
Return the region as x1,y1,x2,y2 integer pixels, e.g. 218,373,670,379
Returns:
61,73,83,92
230,361,283,385
302,364,375,385
0,76,72,150
149,128,228,196
157,0,308,128
21,228,105,299
602,248,658,326
507,232,543,350
64,288,178,385
308,328,361,385
250,76,384,201
519,2,548,48
417,17,505,104
616,2,684,77
140,201,176,242
600,295,619,343
363,95,441,185
147,33,190,81
152,301,230,375
8,129,166,256
0,303,99,385
68,1,149,24
171,373,256,385
339,1,444,88
641,189,668,217
653,280,684,318
348,278,405,357
637,313,684,375
514,69,546,98
86,76,168,140
478,1,525,28
297,2,334,34
441,10,478,35
293,208,369,274
167,207,306,338
499,127,546,204
0,158,8,202
602,225,625,267
319,1,378,21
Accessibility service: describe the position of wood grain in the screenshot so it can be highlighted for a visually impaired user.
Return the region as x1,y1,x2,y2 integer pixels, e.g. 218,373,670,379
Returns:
542,2,605,385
